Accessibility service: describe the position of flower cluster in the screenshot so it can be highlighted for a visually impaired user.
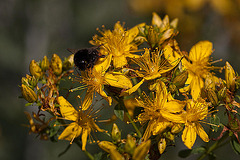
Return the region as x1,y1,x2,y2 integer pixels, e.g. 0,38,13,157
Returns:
20,12,240,159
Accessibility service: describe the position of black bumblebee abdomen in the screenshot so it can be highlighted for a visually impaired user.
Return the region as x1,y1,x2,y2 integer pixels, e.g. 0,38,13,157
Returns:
71,47,101,71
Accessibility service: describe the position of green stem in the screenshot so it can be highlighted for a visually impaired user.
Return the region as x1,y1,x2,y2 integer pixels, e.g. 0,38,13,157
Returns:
197,133,229,160
126,112,142,138
75,141,94,160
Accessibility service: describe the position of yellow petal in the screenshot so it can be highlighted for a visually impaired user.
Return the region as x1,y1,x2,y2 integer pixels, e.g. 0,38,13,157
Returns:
126,53,141,59
113,55,128,68
120,79,145,96
98,87,112,106
153,121,172,135
82,89,94,110
58,96,78,121
152,12,162,27
104,73,133,89
163,45,182,68
164,100,185,113
81,127,90,151
161,111,185,124
144,72,162,80
191,76,204,100
94,54,112,73
189,41,212,62
58,122,82,142
196,122,209,142
182,123,197,149
142,120,154,141
127,23,146,43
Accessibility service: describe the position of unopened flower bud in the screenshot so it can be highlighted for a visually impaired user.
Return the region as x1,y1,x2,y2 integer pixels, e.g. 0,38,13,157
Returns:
225,61,236,92
21,76,29,86
24,74,38,87
51,54,62,76
111,123,121,143
173,70,188,88
132,140,151,160
169,84,177,93
207,89,219,106
158,138,166,154
41,56,49,71
98,141,117,153
109,149,124,160
29,60,42,79
217,87,227,101
125,134,136,155
21,84,37,103
164,131,175,141
205,73,215,90
63,54,74,71
171,123,184,134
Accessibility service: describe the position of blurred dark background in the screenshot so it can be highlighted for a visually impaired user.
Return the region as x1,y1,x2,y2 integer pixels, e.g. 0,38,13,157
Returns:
1,0,240,159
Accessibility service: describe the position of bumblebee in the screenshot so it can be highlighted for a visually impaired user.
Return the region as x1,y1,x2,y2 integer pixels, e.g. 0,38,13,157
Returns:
67,46,104,71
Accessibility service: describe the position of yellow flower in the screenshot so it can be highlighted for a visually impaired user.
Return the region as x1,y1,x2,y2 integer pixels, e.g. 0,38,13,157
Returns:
90,21,145,68
164,41,217,100
137,81,185,141
121,46,181,96
57,96,105,151
73,57,133,110
163,98,209,149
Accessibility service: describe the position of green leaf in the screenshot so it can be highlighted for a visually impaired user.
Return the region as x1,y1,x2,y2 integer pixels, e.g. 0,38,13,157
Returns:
114,102,124,121
25,103,33,107
191,147,206,154
178,147,206,158
49,120,61,137
178,149,192,158
210,115,220,132
231,139,240,154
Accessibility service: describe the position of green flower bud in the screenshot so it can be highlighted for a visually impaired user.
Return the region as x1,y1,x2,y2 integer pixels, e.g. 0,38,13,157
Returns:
173,70,188,88
171,123,184,134
21,84,37,103
29,60,42,79
63,54,74,71
25,74,38,87
225,61,236,92
164,131,175,141
111,123,121,143
98,141,117,153
158,138,166,154
51,54,62,76
218,87,227,101
109,149,124,160
21,76,29,86
207,89,219,106
41,56,50,71
125,134,136,155
132,140,151,160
